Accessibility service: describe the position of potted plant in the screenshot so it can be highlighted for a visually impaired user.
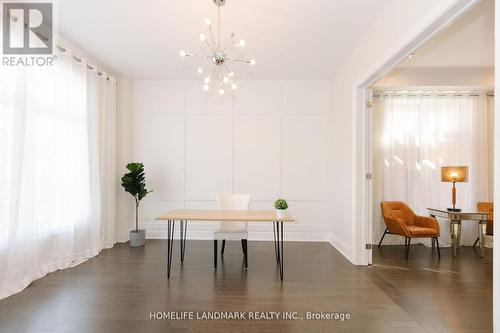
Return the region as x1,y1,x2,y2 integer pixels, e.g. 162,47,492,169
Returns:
274,198,288,219
121,163,152,247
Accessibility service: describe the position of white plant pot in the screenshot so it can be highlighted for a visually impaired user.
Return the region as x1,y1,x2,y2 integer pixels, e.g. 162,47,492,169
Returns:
276,209,287,220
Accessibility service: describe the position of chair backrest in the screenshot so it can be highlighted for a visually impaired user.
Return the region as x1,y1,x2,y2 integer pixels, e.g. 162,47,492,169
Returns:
477,202,493,219
216,193,250,230
380,201,416,226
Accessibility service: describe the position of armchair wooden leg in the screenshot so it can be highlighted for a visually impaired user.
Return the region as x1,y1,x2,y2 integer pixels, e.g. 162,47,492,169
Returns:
221,239,226,254
213,240,218,270
434,237,441,258
378,228,388,247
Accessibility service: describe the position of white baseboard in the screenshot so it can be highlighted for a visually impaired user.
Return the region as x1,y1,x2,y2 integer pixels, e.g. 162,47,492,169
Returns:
328,233,353,264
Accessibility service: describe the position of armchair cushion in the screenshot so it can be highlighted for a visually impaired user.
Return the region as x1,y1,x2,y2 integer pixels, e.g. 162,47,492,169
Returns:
406,226,438,237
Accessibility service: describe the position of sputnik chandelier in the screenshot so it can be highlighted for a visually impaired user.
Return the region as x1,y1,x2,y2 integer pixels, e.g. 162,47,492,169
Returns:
179,0,255,94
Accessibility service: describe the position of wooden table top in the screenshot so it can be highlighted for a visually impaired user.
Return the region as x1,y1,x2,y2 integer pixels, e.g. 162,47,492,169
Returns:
156,209,295,222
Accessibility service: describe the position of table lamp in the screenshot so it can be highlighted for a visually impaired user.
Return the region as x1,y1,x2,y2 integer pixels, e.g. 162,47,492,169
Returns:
441,166,468,212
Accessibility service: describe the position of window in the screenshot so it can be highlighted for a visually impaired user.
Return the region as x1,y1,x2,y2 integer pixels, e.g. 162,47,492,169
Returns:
0,55,91,247
376,92,492,213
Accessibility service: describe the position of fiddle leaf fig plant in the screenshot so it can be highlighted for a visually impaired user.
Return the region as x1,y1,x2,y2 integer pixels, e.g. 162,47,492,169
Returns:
121,163,152,232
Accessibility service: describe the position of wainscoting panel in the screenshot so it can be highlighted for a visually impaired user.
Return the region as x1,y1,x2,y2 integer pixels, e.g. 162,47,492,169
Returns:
185,115,232,194
233,115,281,196
282,115,329,197
134,84,184,115
133,81,332,241
232,83,282,115
185,84,232,114
133,115,184,198
283,82,331,115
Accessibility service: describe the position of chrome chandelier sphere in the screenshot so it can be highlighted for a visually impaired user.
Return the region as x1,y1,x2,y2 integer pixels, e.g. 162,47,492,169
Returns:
179,0,255,94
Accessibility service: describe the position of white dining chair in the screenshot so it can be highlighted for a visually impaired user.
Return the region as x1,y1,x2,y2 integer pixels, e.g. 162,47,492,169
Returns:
213,193,250,270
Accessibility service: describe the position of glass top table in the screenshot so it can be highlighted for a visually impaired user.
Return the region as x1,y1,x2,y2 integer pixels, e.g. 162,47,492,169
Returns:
427,208,492,258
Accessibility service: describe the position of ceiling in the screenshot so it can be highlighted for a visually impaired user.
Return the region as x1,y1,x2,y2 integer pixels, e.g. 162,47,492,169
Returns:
57,0,391,80
398,0,494,69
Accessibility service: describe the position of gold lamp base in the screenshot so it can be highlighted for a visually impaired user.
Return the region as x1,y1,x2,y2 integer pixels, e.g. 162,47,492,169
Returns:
441,166,468,214
447,181,461,212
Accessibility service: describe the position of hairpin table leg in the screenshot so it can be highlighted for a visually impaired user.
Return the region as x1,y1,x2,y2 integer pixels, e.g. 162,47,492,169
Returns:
167,220,175,278
273,221,284,281
180,220,187,262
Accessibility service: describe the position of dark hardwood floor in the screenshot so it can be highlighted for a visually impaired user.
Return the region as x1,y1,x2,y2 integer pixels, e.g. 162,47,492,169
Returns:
0,240,493,333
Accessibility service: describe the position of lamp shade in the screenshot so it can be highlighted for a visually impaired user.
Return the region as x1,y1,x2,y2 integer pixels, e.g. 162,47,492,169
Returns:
441,166,468,183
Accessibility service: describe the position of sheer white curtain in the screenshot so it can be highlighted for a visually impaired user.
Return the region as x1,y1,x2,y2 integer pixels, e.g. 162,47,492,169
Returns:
87,65,117,249
376,92,493,247
0,47,116,299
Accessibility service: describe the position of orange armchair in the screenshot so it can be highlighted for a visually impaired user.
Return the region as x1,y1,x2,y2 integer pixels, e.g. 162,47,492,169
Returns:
474,202,493,247
379,201,440,259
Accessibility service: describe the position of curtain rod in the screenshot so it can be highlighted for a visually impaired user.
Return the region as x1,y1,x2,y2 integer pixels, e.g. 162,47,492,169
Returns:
7,13,114,81
373,90,494,97
56,45,111,81
373,89,493,95
373,94,494,97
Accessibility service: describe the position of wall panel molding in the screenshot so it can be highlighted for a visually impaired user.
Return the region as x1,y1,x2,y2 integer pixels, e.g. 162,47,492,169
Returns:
133,80,333,240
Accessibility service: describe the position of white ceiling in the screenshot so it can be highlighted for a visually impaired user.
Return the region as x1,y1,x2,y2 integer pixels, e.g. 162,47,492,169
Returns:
57,0,391,80
398,0,494,69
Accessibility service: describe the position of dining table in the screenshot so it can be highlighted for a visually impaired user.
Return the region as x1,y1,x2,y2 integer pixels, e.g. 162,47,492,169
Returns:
156,209,295,280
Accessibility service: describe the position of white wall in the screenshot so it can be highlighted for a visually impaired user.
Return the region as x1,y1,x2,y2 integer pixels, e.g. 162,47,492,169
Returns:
130,81,333,241
328,0,478,263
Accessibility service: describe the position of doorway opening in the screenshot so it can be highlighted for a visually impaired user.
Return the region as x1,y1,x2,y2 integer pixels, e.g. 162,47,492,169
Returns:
356,1,495,330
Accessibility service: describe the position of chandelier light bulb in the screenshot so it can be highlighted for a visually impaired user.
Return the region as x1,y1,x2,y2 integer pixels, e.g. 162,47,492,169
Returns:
204,77,211,84
199,33,206,42
223,76,229,83
231,83,237,90
203,84,209,91
197,67,204,74
204,17,211,26
249,59,256,65
179,50,186,57
219,88,225,95
238,40,246,47
228,72,234,77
